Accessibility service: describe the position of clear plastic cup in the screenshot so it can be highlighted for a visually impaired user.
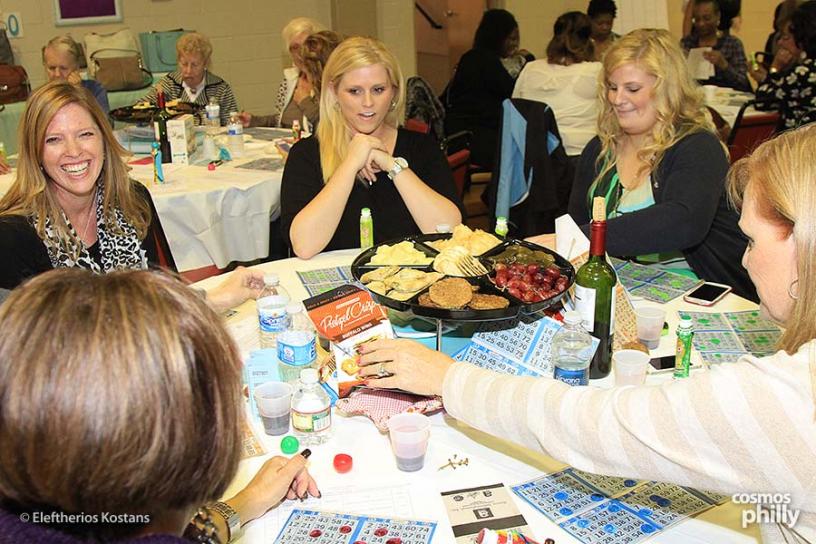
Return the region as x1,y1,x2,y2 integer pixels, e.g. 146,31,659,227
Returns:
634,305,666,350
613,349,650,386
253,381,292,435
387,412,431,472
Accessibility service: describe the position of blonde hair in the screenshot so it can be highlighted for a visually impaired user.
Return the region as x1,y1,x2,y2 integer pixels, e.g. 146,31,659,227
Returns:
41,34,83,68
282,17,325,50
592,29,714,190
176,32,213,65
0,81,150,255
302,30,343,93
0,269,243,539
317,37,405,181
727,124,816,354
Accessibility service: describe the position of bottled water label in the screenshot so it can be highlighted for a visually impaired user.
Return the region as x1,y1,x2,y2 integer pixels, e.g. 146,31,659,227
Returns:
277,331,316,366
292,406,331,433
554,366,588,386
228,124,242,136
258,295,288,333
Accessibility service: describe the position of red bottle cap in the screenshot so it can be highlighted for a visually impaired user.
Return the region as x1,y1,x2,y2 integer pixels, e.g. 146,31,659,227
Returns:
333,453,353,473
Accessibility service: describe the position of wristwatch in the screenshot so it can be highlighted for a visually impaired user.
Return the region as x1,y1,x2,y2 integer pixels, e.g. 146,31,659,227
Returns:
209,501,241,543
387,157,408,180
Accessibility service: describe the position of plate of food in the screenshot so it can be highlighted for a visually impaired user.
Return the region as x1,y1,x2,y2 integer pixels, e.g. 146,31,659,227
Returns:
350,224,575,322
110,100,203,123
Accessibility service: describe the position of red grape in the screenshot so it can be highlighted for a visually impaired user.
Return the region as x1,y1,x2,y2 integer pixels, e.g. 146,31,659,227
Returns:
507,287,522,299
526,264,540,274
510,263,526,274
544,266,561,279
521,273,535,284
495,273,508,288
522,291,536,303
532,272,546,285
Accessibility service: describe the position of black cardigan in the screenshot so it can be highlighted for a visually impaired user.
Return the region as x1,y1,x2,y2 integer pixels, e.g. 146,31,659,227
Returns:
569,132,757,301
0,181,175,290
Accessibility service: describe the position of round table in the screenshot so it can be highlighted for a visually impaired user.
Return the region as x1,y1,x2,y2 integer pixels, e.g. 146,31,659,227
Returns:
196,250,760,544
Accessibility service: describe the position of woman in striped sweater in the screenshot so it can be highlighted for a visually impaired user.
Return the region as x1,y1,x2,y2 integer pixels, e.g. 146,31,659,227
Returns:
358,124,816,542
141,32,238,126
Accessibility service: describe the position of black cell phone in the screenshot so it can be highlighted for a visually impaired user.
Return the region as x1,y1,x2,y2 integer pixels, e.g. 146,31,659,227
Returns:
683,282,732,306
649,355,676,371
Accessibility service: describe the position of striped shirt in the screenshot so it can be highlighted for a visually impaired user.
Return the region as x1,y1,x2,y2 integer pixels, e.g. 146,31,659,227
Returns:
141,70,238,126
442,341,816,542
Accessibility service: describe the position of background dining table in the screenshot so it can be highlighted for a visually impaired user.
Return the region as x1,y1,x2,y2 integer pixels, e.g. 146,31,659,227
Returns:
194,248,761,544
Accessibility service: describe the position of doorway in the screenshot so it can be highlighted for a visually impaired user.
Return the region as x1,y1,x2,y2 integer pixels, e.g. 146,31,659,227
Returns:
413,0,487,95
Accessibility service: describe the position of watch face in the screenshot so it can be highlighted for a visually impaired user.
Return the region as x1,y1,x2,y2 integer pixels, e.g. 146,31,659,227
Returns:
395,157,408,168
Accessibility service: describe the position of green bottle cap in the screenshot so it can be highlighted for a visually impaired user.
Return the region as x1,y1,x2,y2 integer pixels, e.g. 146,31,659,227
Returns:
280,435,299,454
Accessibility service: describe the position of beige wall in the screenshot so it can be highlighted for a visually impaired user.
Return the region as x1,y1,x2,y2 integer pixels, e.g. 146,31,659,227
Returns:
0,0,417,113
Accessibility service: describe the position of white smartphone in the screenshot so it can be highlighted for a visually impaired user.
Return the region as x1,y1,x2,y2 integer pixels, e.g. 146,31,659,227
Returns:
683,281,732,306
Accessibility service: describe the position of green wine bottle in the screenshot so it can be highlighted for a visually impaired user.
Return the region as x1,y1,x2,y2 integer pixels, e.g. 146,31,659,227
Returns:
574,197,617,379
153,90,172,164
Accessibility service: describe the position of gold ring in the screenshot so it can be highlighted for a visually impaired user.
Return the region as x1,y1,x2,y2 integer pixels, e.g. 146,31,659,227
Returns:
376,363,390,378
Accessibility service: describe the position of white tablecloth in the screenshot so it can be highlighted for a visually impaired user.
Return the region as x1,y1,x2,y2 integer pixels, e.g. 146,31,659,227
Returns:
195,250,761,544
705,88,757,127
0,132,285,272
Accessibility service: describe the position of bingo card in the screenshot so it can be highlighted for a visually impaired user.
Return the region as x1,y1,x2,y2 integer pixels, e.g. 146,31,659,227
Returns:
298,266,355,297
274,509,436,544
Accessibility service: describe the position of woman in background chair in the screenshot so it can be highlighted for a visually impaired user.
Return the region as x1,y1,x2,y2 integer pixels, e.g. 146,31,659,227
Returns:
0,269,318,543
752,0,816,129
42,34,110,115
513,11,601,158
443,9,521,170
587,0,619,60
239,17,326,129
142,32,238,125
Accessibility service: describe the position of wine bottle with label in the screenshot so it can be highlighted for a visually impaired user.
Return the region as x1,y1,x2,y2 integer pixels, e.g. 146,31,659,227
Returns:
574,197,617,379
154,90,172,164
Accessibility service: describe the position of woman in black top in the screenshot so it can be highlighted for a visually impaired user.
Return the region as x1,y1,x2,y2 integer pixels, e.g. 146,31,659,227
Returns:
280,37,462,259
443,9,520,169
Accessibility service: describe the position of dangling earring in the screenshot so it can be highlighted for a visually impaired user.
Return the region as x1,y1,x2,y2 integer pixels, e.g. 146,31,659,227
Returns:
389,100,396,112
788,279,799,300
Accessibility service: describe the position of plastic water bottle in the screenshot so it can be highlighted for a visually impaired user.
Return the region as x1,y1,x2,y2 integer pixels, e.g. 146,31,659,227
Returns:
551,311,594,386
257,273,290,349
205,97,220,133
277,302,317,383
227,111,244,158
291,368,332,445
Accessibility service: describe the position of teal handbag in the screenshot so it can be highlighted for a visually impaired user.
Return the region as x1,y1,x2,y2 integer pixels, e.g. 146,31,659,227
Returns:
139,30,187,73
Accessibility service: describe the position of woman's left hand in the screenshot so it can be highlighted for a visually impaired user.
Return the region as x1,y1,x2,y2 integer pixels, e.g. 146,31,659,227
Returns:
227,454,319,523
703,50,728,70
357,338,453,397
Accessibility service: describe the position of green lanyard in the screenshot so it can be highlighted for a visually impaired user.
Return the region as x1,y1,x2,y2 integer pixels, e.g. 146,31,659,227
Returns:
588,169,621,217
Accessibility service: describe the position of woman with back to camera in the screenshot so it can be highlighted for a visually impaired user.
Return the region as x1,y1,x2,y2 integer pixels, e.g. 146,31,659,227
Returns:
280,37,462,259
357,123,816,543
239,17,325,129
141,32,238,125
0,81,264,311
551,29,753,299
512,11,601,159
0,269,318,543
443,9,521,169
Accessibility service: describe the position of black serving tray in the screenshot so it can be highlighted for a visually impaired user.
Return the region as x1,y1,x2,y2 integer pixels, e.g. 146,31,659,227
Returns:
350,233,575,322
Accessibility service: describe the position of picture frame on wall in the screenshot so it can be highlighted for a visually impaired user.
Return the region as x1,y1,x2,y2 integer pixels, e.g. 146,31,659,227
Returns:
54,0,123,26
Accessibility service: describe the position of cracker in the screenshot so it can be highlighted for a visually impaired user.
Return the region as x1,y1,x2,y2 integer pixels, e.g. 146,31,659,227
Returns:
418,293,440,308
468,293,510,310
360,266,399,283
428,278,473,309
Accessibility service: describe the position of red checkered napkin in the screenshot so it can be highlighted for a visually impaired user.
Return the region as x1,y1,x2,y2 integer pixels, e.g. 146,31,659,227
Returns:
334,387,443,431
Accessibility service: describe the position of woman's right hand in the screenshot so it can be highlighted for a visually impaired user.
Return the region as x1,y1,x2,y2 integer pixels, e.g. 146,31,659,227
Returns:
0,156,10,175
346,134,386,182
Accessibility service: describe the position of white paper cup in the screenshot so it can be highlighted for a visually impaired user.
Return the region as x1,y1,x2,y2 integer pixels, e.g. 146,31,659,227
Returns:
703,84,718,102
634,305,667,350
613,349,650,387
387,412,431,472
253,381,292,435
